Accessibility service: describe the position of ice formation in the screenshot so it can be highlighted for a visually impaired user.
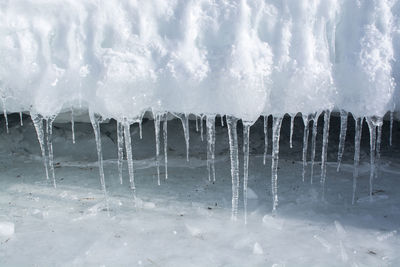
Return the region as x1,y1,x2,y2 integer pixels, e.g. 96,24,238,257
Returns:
0,0,400,219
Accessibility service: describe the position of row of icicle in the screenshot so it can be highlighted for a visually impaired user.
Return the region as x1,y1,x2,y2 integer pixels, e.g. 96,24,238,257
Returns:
1,108,392,222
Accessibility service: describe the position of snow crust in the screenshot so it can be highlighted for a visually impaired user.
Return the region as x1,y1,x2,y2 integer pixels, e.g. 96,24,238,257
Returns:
0,0,399,121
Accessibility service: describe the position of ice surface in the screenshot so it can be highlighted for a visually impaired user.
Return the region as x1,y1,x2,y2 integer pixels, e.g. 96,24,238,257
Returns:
0,0,398,120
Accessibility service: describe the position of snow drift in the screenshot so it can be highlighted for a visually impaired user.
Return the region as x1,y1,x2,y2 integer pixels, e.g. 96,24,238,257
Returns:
0,0,399,121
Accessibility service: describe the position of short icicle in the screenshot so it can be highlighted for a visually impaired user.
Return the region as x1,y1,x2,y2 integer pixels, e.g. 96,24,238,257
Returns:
31,113,49,181
46,118,56,188
302,114,310,182
320,110,331,198
310,112,320,184
71,107,75,144
154,113,161,185
220,115,225,127
1,98,9,134
337,110,348,172
89,111,109,211
195,115,199,132
389,111,393,146
206,115,216,182
117,121,124,184
19,112,23,126
227,116,239,221
289,114,295,149
243,122,251,224
352,117,363,205
271,116,283,212
123,121,136,192
263,115,268,165
163,114,168,180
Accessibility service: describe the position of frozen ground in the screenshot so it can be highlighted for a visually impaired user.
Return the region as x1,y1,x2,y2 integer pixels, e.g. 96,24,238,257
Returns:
0,114,400,266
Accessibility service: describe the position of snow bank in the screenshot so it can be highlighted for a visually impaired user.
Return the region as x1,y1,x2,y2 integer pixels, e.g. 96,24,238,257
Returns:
0,0,398,121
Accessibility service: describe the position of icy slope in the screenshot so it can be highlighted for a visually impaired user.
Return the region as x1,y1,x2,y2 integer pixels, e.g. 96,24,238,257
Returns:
0,0,398,120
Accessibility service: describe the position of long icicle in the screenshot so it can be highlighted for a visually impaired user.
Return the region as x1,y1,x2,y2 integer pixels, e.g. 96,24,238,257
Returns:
89,111,109,211
117,121,124,184
200,115,204,142
31,113,49,181
243,122,251,224
337,110,348,172
154,113,161,185
320,110,331,199
310,112,320,184
352,117,363,205
375,120,383,180
178,114,190,162
302,114,310,182
289,114,295,149
163,114,168,180
390,111,393,146
206,115,216,182
123,121,135,192
271,116,283,212
71,107,75,144
1,98,9,134
19,112,23,126
263,115,268,165
227,116,239,221
46,118,56,188
366,117,377,201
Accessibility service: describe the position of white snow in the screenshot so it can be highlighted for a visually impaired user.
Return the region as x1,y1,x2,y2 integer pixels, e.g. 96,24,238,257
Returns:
0,222,14,237
0,0,399,121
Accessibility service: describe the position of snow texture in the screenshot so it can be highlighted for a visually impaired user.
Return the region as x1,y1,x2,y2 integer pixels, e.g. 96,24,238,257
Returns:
0,0,399,121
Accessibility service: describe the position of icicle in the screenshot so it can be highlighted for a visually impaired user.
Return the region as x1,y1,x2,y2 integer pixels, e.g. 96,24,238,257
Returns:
154,113,161,185
366,117,377,201
19,112,23,126
123,121,135,191
352,117,363,205
195,115,199,132
46,118,56,188
200,115,204,142
139,113,144,140
227,116,239,220
1,98,9,134
220,115,225,127
375,122,382,180
89,112,109,211
302,114,310,182
271,116,283,211
310,112,320,184
243,122,251,224
117,121,124,185
31,113,49,181
206,115,216,182
71,107,75,144
178,114,190,162
289,114,295,149
263,115,268,165
163,115,168,180
337,110,348,172
320,110,331,198
390,111,393,146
